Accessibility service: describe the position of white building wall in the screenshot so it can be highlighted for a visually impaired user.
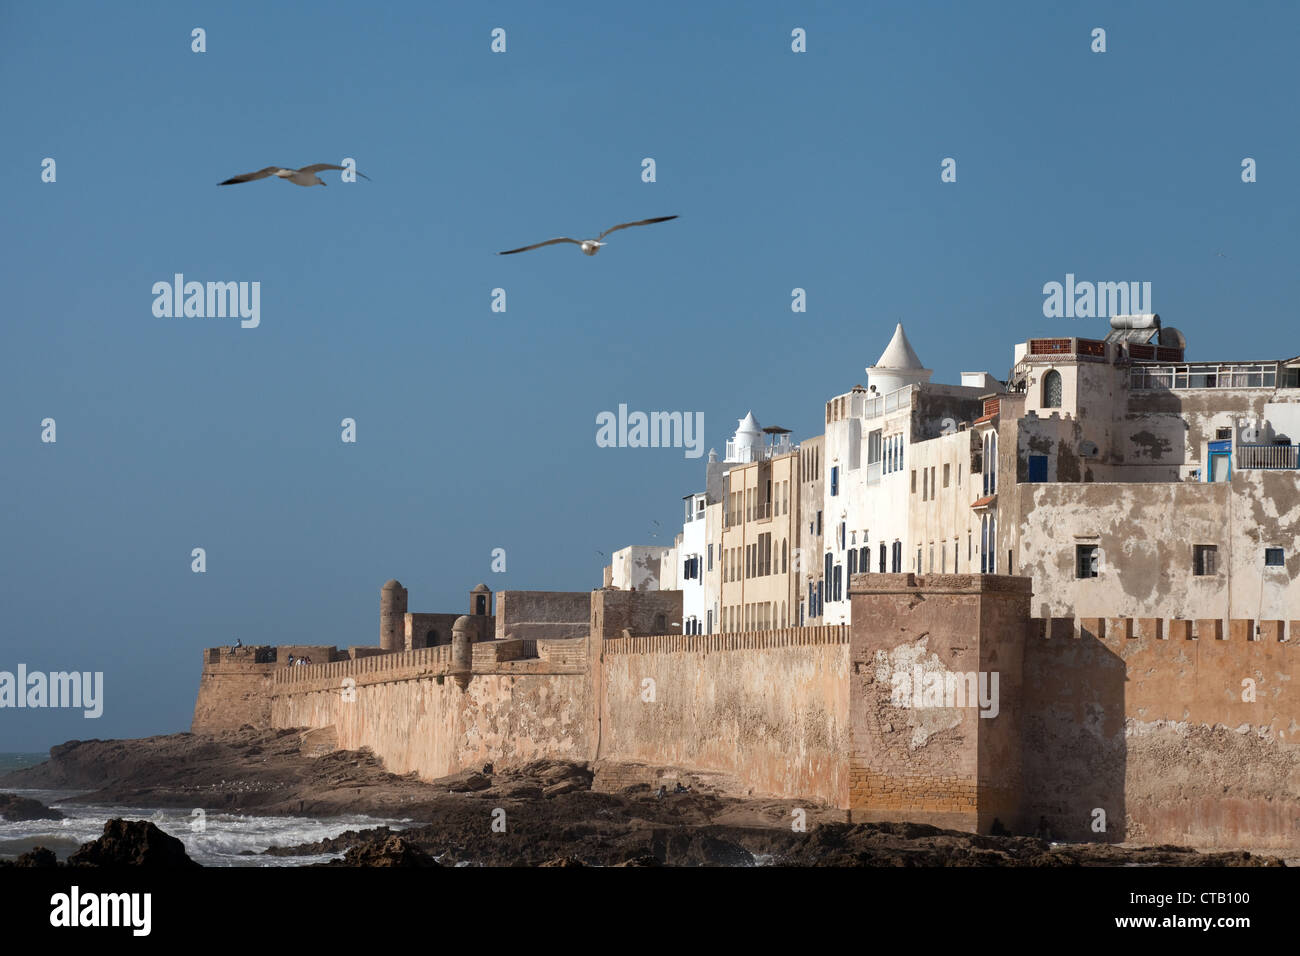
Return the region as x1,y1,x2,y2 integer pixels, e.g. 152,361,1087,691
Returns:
678,494,708,633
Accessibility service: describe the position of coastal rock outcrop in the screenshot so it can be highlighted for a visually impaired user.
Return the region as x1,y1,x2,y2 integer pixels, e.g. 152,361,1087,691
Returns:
66,819,200,868
0,793,65,821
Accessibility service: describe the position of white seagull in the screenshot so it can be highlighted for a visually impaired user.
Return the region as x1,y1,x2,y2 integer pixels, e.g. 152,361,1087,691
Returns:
498,215,678,256
218,164,371,187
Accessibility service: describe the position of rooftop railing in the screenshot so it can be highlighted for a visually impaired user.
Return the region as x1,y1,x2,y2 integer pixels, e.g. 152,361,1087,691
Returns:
1130,363,1278,391
863,385,914,420
1126,343,1186,362
1026,337,1107,360
1236,443,1300,470
724,436,796,462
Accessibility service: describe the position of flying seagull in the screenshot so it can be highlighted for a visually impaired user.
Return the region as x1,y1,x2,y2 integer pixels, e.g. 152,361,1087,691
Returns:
498,215,678,256
218,164,371,187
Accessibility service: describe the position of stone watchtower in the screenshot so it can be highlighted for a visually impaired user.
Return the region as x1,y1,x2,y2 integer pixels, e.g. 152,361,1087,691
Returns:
380,579,408,652
451,616,474,689
848,572,1031,834
471,583,492,617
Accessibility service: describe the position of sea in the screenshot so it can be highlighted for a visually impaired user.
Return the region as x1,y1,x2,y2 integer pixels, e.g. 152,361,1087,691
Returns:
0,752,411,867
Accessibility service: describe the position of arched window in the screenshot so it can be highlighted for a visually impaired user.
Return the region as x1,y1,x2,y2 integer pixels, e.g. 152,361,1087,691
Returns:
1043,369,1063,408
425,629,439,647
983,432,998,494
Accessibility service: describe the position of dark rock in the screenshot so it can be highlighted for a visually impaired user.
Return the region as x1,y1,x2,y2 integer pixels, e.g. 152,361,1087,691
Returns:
542,780,584,798
441,770,491,792
333,836,440,867
263,825,399,857
0,793,65,821
495,783,544,800
67,819,200,868
13,847,59,867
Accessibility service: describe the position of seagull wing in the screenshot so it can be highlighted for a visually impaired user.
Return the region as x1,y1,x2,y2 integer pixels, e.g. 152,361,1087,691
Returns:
597,215,679,240
497,237,583,255
298,163,372,181
218,166,285,185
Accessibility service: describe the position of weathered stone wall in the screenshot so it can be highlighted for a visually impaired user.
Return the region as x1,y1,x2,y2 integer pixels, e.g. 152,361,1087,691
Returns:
269,642,591,780
192,649,277,733
1022,616,1300,849
1015,472,1300,621
598,627,851,805
495,591,591,641
590,588,683,639
405,613,492,648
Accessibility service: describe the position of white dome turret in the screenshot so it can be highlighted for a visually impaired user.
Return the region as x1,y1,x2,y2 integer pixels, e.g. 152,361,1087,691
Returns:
726,411,764,463
866,323,933,395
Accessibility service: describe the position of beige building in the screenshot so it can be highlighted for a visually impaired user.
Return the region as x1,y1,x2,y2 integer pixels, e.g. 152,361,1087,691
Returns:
718,413,802,631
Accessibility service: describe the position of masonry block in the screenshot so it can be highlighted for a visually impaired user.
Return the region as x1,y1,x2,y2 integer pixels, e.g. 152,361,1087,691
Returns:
1229,619,1256,642
1107,617,1133,640
1256,620,1283,642
1048,617,1075,640
1135,618,1163,641
1080,617,1105,641
1196,619,1224,641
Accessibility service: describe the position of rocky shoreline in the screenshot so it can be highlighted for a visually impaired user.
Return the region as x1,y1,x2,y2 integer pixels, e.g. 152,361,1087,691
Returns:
0,729,1287,867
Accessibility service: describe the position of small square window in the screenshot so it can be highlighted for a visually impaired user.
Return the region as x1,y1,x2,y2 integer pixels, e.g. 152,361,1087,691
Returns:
1215,427,1233,440
1193,544,1217,576
1076,544,1099,579
1265,547,1285,567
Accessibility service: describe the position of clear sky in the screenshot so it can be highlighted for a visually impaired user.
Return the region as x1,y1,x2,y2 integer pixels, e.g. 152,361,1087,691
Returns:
2,0,1297,750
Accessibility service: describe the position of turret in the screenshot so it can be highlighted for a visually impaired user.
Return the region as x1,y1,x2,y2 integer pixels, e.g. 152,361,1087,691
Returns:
380,579,407,652
451,616,474,689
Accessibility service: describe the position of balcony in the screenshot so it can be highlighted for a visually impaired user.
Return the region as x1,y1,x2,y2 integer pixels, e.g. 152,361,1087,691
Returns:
1236,443,1300,470
862,385,914,420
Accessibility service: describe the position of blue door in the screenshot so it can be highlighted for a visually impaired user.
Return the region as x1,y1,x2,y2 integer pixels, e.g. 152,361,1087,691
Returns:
1207,439,1231,482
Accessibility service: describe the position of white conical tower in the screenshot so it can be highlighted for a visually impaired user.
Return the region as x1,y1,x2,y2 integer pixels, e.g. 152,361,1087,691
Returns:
866,323,933,395
726,411,764,463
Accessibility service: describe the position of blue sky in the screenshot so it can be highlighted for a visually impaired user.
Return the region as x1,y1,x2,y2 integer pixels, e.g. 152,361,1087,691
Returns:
2,0,1297,750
